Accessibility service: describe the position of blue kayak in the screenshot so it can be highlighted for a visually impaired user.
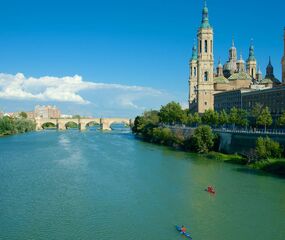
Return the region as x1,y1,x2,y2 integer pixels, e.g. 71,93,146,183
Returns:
176,225,192,239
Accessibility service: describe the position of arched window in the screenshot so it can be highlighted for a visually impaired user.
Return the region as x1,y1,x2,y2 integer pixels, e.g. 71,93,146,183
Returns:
251,69,254,77
204,72,208,81
194,67,197,76
199,40,202,53
205,40,208,53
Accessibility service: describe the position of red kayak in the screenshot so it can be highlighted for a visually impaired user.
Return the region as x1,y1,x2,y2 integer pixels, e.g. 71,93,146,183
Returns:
205,187,215,194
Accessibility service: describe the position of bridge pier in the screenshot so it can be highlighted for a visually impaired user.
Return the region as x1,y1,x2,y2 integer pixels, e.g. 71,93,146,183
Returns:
79,123,86,131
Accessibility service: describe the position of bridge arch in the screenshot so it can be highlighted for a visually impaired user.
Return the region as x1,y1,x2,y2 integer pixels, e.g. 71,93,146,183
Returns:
41,122,57,129
64,121,79,130
101,118,131,131
85,120,101,130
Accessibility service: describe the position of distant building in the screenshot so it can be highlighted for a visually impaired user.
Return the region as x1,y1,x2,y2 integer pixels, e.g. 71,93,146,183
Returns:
26,111,35,119
34,105,61,119
0,112,3,118
214,86,285,117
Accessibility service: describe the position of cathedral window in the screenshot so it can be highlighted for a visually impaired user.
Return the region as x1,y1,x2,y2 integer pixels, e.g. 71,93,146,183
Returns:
205,40,208,53
199,40,202,53
194,67,197,76
204,72,208,81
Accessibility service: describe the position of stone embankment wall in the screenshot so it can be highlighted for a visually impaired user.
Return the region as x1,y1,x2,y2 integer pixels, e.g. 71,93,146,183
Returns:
218,132,285,154
168,126,285,154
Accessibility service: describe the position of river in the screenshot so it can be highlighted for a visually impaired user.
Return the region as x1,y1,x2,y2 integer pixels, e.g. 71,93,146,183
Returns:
0,129,285,240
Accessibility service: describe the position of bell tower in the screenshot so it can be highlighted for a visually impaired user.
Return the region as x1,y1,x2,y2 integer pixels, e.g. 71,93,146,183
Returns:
246,40,257,80
196,0,214,113
282,27,285,84
189,43,198,106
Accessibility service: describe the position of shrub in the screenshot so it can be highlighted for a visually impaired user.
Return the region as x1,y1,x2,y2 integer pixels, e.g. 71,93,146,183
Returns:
255,137,282,160
189,125,215,153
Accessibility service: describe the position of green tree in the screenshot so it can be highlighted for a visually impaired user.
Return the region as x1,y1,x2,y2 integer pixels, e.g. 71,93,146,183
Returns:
229,107,248,129
190,125,215,153
72,115,81,119
277,112,285,126
251,103,263,125
256,137,282,160
237,109,248,127
219,110,229,126
132,110,159,139
229,107,239,129
191,112,201,127
0,116,35,135
159,102,186,124
201,109,219,126
256,107,272,131
19,112,28,119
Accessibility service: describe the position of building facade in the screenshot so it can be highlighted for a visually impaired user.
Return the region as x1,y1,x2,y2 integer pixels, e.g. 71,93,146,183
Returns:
214,86,285,117
189,2,282,113
34,105,61,119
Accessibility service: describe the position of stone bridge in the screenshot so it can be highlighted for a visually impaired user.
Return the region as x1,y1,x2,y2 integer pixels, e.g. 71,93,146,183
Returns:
35,118,133,131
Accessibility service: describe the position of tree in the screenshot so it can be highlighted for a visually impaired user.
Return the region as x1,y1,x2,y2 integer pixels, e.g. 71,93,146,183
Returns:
185,113,193,126
219,110,229,126
190,125,215,153
159,102,186,124
72,115,81,119
277,112,285,126
201,109,219,126
229,107,239,129
237,109,248,127
256,107,272,131
19,112,28,119
229,107,248,129
251,103,263,125
132,110,159,139
192,112,201,127
256,137,282,160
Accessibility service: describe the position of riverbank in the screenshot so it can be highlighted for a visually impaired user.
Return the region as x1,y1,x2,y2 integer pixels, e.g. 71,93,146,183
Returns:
0,116,36,136
133,128,285,178
203,152,285,177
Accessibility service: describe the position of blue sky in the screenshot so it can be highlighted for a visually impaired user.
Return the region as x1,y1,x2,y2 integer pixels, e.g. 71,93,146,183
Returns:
0,0,284,117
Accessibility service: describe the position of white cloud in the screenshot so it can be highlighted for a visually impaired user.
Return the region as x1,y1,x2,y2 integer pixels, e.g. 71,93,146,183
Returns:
0,73,163,108
0,73,170,114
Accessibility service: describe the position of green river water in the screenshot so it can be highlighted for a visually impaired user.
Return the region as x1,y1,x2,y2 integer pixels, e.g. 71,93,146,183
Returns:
0,129,285,240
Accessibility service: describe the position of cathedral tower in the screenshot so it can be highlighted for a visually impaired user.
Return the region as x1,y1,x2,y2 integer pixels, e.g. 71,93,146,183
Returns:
196,0,214,113
282,28,285,84
246,40,257,79
189,43,198,105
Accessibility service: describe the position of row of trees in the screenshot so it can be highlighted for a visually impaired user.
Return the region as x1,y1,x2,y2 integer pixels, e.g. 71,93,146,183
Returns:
148,101,285,130
0,116,36,135
133,101,285,159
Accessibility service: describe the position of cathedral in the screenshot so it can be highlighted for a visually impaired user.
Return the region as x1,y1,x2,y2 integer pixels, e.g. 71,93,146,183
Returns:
189,1,284,113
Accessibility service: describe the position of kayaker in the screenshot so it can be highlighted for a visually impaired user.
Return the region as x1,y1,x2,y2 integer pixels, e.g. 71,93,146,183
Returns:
207,186,214,192
181,225,187,233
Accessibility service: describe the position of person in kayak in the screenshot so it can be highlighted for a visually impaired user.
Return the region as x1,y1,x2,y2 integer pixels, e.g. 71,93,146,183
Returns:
181,225,187,233
207,186,215,192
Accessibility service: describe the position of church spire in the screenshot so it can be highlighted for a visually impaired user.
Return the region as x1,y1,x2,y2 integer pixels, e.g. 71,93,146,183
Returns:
201,0,211,29
247,39,256,61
